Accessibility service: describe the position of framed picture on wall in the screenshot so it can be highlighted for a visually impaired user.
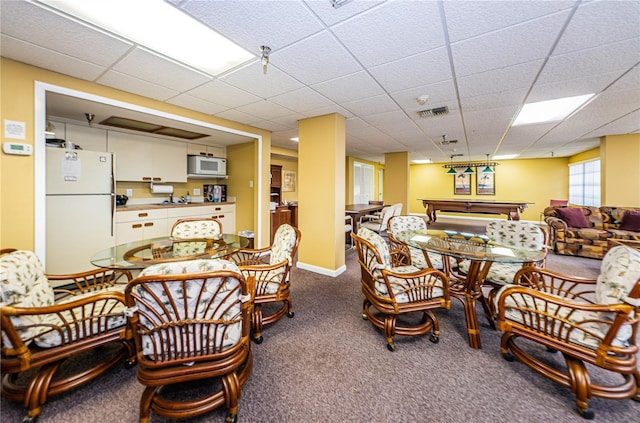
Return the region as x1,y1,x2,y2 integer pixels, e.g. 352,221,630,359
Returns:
283,170,296,192
476,172,495,195
454,173,471,195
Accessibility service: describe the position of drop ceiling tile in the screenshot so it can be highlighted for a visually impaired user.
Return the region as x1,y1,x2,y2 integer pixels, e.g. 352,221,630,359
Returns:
177,0,322,51
214,109,261,125
235,100,294,120
0,35,106,81
274,31,363,85
331,0,445,67
97,70,179,101
361,110,415,133
460,88,528,112
342,94,400,117
414,114,465,140
270,88,336,113
0,0,133,66
167,94,229,115
554,1,640,55
301,104,355,120
312,71,385,104
269,113,306,129
188,80,262,108
588,110,640,137
457,61,543,99
250,120,290,132
304,0,384,27
607,65,640,92
390,80,457,109
222,65,304,99
537,39,640,86
528,71,626,103
112,48,211,92
444,0,574,43
452,11,570,77
369,47,452,93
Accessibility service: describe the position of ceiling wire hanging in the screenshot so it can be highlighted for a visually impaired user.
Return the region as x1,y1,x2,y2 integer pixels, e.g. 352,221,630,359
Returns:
260,45,271,74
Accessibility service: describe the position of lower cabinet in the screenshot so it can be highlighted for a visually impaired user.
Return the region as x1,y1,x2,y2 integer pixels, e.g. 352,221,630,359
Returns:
116,209,168,245
116,204,236,245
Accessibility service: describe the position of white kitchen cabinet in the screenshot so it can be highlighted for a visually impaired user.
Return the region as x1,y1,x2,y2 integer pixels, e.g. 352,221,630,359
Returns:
187,143,226,158
115,208,168,244
108,132,187,182
66,123,107,152
166,204,236,234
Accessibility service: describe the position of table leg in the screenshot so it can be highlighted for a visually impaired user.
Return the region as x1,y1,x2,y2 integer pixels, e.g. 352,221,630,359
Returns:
449,260,492,349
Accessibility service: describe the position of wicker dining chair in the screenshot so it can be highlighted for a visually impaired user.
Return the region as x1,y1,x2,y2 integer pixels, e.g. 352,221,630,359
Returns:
352,227,450,351
170,217,223,239
495,245,640,419
0,250,134,423
225,224,301,343
124,259,254,423
386,215,445,270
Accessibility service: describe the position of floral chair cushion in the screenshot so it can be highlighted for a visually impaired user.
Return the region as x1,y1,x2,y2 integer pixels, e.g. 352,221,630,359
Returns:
135,259,244,357
485,220,546,250
171,219,222,239
358,227,391,269
270,224,298,265
0,250,126,348
387,216,445,270
595,245,640,305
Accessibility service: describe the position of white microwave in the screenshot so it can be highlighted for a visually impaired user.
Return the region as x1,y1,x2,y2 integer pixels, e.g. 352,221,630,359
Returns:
187,155,227,176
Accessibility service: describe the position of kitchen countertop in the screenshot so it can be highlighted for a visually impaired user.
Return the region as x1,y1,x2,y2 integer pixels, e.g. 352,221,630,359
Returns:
116,202,235,211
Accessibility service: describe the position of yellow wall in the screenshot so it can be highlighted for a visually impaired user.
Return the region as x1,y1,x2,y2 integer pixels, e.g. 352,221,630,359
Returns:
298,114,346,272
227,142,259,238
384,152,410,212
601,134,640,206
0,58,271,249
409,157,570,221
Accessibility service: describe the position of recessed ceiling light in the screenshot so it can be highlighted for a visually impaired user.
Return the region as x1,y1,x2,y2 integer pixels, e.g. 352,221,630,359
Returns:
513,94,595,126
290,137,299,142
39,0,254,76
412,159,431,164
492,154,519,160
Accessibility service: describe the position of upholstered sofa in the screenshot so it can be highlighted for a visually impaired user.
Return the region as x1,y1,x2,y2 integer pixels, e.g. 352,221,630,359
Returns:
543,205,640,258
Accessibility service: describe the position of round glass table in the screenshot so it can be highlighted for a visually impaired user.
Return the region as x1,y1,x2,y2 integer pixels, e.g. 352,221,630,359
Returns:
91,234,249,270
395,229,546,349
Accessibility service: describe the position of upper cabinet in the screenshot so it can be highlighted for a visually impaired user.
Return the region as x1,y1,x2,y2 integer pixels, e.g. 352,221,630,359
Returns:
270,164,282,204
187,143,226,158
108,132,187,182
66,123,107,152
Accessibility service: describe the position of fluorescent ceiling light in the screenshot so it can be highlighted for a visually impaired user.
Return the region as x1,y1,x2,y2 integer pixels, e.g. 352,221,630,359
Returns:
492,154,519,160
412,159,431,164
513,94,594,126
39,0,254,75
290,137,299,142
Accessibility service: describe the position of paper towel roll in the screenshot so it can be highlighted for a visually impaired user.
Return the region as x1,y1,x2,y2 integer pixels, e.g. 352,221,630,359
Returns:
150,184,174,194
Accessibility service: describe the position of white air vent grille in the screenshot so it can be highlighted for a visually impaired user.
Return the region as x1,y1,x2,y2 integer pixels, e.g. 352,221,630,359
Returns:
418,106,449,118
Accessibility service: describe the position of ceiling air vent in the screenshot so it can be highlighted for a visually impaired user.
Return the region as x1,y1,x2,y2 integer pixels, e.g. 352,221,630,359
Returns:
417,106,449,118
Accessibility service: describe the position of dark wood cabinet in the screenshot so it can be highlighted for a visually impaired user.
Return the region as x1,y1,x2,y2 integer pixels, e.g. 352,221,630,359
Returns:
270,165,282,205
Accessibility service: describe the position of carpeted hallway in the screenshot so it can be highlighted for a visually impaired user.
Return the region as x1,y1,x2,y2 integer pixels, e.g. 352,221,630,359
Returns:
2,220,638,422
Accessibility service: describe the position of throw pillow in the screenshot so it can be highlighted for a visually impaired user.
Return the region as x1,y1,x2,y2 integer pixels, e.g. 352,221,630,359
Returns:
619,210,640,232
556,207,590,228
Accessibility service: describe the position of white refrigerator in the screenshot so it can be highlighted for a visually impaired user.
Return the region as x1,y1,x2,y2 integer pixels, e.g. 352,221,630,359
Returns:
46,148,115,275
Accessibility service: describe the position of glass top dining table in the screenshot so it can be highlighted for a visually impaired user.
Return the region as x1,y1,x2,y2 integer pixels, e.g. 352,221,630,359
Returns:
395,229,546,349
91,234,249,270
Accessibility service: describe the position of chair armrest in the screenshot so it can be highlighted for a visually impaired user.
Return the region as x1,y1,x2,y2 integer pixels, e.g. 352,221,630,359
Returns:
238,260,290,296
545,216,568,232
380,267,451,306
48,268,132,299
225,246,271,266
512,267,597,301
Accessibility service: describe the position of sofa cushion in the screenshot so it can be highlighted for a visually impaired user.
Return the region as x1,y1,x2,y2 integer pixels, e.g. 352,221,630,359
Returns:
557,207,590,228
619,210,640,232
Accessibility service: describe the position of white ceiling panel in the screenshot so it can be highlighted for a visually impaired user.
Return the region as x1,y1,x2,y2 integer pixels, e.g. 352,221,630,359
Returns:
330,0,445,68
369,48,452,93
451,11,570,77
270,87,337,113
97,70,180,101
444,0,576,43
553,0,640,55
1,35,106,81
111,48,211,93
312,71,385,104
0,0,133,66
177,0,323,52
3,0,637,164
187,80,262,109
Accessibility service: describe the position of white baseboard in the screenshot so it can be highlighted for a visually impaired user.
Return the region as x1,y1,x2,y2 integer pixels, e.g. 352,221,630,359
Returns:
296,261,347,277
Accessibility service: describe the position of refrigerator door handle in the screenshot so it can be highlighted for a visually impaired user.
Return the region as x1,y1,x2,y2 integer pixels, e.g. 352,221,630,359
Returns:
110,153,115,237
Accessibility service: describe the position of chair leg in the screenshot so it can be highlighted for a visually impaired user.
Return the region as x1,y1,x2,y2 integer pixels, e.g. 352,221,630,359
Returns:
252,305,264,344
564,354,594,419
139,386,159,423
221,373,241,423
383,315,397,351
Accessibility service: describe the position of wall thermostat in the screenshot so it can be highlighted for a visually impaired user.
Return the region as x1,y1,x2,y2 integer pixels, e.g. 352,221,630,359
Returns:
3,142,33,156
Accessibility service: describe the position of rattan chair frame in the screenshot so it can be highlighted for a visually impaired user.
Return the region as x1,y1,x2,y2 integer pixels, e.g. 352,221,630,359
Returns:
496,266,640,419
